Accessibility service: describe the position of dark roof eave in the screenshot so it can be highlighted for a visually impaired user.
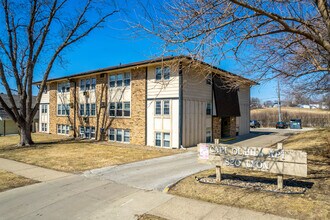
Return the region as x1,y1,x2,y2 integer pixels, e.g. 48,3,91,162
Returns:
33,55,256,85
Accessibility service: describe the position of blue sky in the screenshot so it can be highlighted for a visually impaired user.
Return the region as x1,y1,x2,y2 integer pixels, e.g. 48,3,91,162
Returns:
31,1,278,103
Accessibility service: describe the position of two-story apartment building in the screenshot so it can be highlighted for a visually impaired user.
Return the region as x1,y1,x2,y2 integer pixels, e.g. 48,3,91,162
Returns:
35,56,255,148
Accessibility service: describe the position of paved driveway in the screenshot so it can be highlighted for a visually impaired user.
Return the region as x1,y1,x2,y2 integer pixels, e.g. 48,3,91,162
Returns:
84,128,297,191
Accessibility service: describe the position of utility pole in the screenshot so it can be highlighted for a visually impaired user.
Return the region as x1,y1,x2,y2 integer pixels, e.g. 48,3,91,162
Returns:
277,80,282,122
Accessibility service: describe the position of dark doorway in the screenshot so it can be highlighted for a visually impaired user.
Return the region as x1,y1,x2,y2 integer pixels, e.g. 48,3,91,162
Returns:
221,117,231,138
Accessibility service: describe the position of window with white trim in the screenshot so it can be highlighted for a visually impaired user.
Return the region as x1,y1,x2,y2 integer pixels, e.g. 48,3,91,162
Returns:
109,72,131,88
154,100,170,116
41,123,47,132
155,66,170,81
57,104,70,116
41,104,48,114
108,128,130,143
57,82,70,93
109,101,130,117
79,103,96,116
80,78,96,91
206,103,212,115
155,132,171,147
79,126,95,139
57,124,69,135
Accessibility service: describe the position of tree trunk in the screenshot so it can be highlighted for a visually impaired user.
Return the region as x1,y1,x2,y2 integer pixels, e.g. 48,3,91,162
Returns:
19,123,34,146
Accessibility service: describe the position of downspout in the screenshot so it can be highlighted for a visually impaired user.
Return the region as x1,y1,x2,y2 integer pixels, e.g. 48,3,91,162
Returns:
179,62,183,148
145,67,148,146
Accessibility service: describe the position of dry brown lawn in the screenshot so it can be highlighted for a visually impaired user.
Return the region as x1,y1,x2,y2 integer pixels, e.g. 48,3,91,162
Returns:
0,133,180,173
0,169,38,192
169,129,330,220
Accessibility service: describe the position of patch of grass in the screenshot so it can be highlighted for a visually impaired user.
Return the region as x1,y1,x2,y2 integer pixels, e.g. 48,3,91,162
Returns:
169,129,330,220
0,169,38,192
0,133,71,149
0,134,180,173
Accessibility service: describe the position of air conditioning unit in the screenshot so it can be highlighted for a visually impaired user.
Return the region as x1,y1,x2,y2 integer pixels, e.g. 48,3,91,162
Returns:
101,102,106,108
83,117,89,123
83,91,89,96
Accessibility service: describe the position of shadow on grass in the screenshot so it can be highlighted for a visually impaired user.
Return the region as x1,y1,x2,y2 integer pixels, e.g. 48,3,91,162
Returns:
207,173,314,189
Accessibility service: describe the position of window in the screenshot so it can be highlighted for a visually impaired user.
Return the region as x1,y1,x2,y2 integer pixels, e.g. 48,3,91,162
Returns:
155,132,162,147
206,103,212,115
41,123,47,132
124,102,130,117
155,101,162,115
155,66,170,81
57,104,69,116
109,73,131,88
80,78,96,91
79,103,96,116
80,104,84,116
163,133,170,147
109,75,116,88
57,124,69,135
109,102,130,117
108,128,130,143
163,100,170,115
155,132,171,147
155,100,170,116
109,102,115,116
91,104,96,116
86,104,90,116
41,104,48,114
80,79,85,91
124,73,131,86
91,78,96,90
116,102,123,116
57,82,70,93
206,130,212,143
80,127,85,138
117,74,123,87
109,128,115,141
124,130,130,143
116,129,122,142
79,126,95,139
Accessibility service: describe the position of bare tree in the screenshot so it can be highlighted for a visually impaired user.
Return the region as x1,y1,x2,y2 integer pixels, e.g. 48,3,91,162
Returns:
0,0,118,146
130,0,329,93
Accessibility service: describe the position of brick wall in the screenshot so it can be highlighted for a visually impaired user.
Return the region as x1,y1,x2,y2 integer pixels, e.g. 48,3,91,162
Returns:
212,116,221,140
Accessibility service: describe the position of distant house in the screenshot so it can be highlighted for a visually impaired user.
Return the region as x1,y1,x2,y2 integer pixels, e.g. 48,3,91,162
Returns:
0,94,39,136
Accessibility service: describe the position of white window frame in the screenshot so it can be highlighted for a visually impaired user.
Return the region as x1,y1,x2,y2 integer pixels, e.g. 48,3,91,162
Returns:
79,126,95,139
57,104,70,116
41,123,47,132
79,103,96,117
154,100,171,116
80,78,96,91
41,104,48,114
206,129,212,143
57,82,70,93
57,124,69,135
155,66,170,81
108,128,130,143
206,103,212,115
109,101,130,118
155,132,171,148
109,72,131,88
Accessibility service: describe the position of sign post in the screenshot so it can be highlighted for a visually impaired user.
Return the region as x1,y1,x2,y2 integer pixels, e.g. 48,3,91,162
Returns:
198,143,307,189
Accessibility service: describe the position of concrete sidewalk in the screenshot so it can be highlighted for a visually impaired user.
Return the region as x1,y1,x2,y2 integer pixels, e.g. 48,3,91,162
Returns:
0,174,291,220
0,158,71,182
